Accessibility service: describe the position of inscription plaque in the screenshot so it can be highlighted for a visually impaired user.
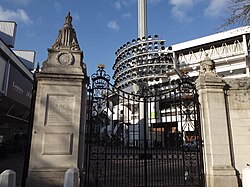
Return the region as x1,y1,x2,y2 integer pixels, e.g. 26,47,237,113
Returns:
45,94,75,126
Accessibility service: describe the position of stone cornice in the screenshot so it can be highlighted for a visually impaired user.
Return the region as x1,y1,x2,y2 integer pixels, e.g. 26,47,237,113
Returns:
195,73,225,90
36,72,85,81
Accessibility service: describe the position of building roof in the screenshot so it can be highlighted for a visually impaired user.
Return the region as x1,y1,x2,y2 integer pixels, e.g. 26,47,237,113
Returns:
0,21,33,80
0,38,33,80
13,50,36,70
172,26,250,51
0,21,17,48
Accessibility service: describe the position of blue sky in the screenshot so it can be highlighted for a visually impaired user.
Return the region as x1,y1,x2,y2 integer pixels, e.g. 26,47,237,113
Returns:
0,0,233,77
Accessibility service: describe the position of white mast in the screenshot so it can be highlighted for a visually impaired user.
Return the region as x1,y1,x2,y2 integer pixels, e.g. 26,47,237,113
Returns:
138,0,148,38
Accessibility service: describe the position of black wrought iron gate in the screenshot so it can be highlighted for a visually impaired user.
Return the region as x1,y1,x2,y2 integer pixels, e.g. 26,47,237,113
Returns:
84,67,204,187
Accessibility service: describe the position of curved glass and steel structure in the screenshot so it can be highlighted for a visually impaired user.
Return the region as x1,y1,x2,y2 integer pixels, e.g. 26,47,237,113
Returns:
113,35,176,89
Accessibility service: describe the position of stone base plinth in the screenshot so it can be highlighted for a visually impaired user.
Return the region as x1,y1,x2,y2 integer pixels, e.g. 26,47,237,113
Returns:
206,167,238,187
26,171,65,187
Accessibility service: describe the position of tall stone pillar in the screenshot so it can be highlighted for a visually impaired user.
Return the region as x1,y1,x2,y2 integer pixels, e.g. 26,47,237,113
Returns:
195,55,238,187
26,12,87,187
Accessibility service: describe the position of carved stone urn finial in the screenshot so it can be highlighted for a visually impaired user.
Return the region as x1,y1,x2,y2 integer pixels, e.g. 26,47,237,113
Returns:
51,12,80,50
195,53,224,90
64,12,73,28
200,54,215,74
41,12,86,75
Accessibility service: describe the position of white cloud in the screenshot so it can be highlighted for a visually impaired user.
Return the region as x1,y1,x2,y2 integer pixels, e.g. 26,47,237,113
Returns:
114,0,136,10
54,2,62,11
122,12,131,18
148,0,164,4
107,20,120,31
114,1,122,10
4,0,31,5
205,0,229,17
169,0,196,9
72,13,80,21
0,6,32,25
169,0,198,22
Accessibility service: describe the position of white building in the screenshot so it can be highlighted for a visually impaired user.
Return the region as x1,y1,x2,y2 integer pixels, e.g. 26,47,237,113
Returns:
113,26,250,90
172,26,250,79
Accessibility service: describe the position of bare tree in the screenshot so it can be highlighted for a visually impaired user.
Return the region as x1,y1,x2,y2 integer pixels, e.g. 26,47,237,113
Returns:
222,0,250,28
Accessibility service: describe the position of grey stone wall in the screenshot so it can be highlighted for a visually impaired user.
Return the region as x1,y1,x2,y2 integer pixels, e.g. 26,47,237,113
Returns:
224,78,250,177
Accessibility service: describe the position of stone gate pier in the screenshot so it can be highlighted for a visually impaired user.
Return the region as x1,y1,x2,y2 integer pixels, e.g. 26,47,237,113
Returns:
196,55,250,187
26,12,87,187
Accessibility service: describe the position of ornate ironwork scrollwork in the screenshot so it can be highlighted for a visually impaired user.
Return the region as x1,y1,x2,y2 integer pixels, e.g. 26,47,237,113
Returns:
91,64,111,82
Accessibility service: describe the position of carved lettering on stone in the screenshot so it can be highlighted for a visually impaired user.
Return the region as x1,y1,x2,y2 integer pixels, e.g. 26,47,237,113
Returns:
42,133,73,155
45,94,75,126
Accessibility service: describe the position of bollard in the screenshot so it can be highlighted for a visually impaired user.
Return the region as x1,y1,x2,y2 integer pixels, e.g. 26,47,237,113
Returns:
64,168,79,187
0,170,16,187
243,164,250,187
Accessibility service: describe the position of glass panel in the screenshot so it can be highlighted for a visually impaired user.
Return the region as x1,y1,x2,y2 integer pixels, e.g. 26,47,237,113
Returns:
0,55,7,92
